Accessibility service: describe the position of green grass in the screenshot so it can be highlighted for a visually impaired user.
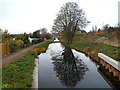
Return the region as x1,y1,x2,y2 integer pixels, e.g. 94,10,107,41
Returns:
34,39,53,48
2,39,53,88
70,41,120,61
2,52,36,88
73,35,100,42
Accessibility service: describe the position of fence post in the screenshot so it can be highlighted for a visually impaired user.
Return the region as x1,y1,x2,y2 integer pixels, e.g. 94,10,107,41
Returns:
6,43,10,54
2,43,6,56
2,43,10,56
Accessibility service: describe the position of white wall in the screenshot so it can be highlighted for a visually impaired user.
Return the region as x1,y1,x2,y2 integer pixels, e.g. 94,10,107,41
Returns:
98,53,120,71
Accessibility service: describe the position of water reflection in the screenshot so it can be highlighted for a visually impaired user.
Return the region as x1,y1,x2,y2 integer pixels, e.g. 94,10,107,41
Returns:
51,46,88,88
39,43,111,88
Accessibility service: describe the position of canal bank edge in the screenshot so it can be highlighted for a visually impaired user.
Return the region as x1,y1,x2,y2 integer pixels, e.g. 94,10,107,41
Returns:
31,39,53,88
69,42,120,81
60,40,99,63
61,40,120,70
98,53,120,71
98,53,120,81
32,58,38,88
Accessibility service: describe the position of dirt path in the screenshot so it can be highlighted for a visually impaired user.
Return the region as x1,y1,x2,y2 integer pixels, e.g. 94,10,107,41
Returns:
96,37,120,47
2,41,45,66
102,40,120,47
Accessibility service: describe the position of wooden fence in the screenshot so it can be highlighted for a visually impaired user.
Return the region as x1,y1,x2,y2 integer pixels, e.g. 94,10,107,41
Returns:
0,43,10,56
2,38,13,43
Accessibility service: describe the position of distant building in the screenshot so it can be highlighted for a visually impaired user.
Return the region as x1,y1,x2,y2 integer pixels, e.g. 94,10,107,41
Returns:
118,1,120,26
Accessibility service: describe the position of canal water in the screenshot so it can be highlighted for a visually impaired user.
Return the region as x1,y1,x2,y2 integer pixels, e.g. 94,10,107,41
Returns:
38,41,112,88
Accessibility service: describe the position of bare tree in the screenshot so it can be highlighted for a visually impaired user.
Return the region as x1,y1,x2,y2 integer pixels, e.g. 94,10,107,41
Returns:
52,2,90,44
92,25,97,32
40,28,47,34
95,25,97,31
92,25,95,32
32,30,40,38
102,24,110,32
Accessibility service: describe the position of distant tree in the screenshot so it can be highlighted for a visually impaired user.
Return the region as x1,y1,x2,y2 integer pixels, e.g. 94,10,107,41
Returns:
52,2,90,44
94,25,97,31
0,28,3,33
102,24,110,32
40,28,47,34
44,33,52,39
108,27,117,33
92,25,95,32
4,29,8,34
92,25,97,32
3,29,11,38
98,28,101,32
20,33,30,47
32,30,40,38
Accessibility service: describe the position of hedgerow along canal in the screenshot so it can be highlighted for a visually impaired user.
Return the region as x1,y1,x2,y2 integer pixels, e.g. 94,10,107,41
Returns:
38,40,112,88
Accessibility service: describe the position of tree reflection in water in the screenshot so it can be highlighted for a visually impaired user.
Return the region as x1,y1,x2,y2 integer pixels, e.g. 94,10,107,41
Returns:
51,46,89,88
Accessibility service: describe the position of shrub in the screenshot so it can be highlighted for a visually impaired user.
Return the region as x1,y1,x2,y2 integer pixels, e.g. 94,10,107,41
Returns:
9,40,20,53
44,33,52,39
83,47,91,52
2,38,13,43
32,38,44,44
15,40,24,48
32,39,37,44
96,31,108,37
31,48,46,56
31,48,39,56
20,33,30,47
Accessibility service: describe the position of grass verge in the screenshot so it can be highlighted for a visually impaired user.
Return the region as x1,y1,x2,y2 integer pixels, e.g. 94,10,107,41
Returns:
69,41,120,62
2,39,53,88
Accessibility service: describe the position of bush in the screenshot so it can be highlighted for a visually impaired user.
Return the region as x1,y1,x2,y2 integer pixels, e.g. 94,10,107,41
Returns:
15,40,24,48
45,33,52,39
9,40,20,53
2,38,13,43
32,38,44,44
96,31,108,37
38,38,44,42
32,39,38,44
31,47,46,56
20,33,30,47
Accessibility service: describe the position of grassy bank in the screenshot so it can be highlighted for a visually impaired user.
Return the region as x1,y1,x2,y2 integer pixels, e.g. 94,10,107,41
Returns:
69,41,120,62
2,39,53,88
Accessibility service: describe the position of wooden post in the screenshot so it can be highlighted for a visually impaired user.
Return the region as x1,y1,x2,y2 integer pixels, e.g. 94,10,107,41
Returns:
98,53,120,82
2,43,6,56
7,43,10,54
113,68,119,77
105,63,110,70
103,60,106,67
100,59,103,65
109,66,114,73
119,74,120,80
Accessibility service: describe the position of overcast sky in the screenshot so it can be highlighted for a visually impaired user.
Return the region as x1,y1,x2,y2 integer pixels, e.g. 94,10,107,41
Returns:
0,0,119,34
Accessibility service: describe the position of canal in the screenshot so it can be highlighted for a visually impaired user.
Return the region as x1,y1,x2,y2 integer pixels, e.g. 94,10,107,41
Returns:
38,40,112,88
